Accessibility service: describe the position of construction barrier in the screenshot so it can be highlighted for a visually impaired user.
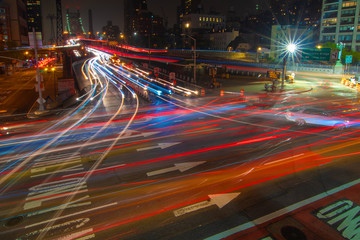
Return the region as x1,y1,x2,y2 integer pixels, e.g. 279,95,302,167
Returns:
240,89,244,96
220,90,224,97
201,89,205,96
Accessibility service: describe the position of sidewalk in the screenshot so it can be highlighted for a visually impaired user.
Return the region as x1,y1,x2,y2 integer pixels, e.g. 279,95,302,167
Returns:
199,75,313,97
0,68,76,119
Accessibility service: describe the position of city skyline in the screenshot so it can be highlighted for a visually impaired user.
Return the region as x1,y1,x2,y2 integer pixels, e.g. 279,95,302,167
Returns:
61,0,259,33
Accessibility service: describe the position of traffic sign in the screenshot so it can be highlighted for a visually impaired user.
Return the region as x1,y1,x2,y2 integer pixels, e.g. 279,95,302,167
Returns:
37,97,45,104
331,50,339,60
301,48,331,61
35,82,44,92
345,55,353,64
267,71,280,79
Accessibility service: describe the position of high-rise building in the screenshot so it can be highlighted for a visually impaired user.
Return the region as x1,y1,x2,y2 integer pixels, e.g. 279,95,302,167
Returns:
27,0,42,32
124,0,165,47
178,0,203,27
268,0,321,27
319,0,360,51
124,0,148,36
182,0,202,15
0,6,11,49
102,21,120,41
0,0,28,47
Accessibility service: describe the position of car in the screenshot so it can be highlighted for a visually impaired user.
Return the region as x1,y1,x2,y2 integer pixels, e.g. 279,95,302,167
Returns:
285,107,349,130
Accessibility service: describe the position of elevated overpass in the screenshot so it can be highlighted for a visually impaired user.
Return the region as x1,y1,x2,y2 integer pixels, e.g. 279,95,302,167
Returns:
79,39,339,76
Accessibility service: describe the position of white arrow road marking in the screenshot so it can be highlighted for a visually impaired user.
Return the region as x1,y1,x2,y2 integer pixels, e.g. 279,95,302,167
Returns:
137,142,181,152
174,193,240,217
209,193,241,208
147,161,205,177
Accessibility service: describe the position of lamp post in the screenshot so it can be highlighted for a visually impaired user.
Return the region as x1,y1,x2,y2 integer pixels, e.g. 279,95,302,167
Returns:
120,34,124,57
33,28,45,111
256,47,262,63
181,33,196,85
51,67,56,100
282,43,297,90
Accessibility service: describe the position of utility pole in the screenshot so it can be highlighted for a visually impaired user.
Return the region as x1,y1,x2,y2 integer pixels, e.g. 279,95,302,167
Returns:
181,34,197,85
33,28,45,111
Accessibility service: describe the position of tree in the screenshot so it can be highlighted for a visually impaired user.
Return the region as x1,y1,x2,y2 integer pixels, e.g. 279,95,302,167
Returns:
322,42,337,50
320,42,360,63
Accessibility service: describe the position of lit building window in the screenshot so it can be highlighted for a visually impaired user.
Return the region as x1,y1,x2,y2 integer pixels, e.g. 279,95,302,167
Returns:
342,2,357,7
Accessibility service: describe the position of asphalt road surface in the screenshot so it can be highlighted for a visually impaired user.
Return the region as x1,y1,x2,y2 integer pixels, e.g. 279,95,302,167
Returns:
0,56,359,240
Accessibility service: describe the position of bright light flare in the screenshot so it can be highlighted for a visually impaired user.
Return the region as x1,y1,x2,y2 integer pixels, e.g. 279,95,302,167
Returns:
286,43,297,54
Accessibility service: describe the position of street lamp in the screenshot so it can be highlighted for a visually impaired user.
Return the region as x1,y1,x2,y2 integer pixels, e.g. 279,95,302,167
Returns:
282,43,297,90
181,33,196,85
256,47,262,63
286,43,297,54
52,67,56,99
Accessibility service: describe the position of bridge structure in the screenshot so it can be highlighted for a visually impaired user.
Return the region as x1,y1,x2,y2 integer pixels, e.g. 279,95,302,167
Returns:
64,8,87,38
80,39,343,75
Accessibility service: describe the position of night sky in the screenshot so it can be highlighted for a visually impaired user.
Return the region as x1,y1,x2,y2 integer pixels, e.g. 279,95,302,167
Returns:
61,0,255,33
62,0,181,32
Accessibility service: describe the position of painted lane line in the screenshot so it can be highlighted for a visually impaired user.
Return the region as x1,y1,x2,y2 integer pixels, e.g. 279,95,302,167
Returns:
25,201,118,229
31,159,81,174
21,218,94,239
264,153,305,166
204,177,360,240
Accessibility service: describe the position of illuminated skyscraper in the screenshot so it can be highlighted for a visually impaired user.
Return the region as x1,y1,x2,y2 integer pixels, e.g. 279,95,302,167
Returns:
182,0,202,15
320,0,360,51
124,0,148,36
27,0,42,32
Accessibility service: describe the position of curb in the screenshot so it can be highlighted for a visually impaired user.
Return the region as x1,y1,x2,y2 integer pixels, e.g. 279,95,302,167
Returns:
267,88,313,95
